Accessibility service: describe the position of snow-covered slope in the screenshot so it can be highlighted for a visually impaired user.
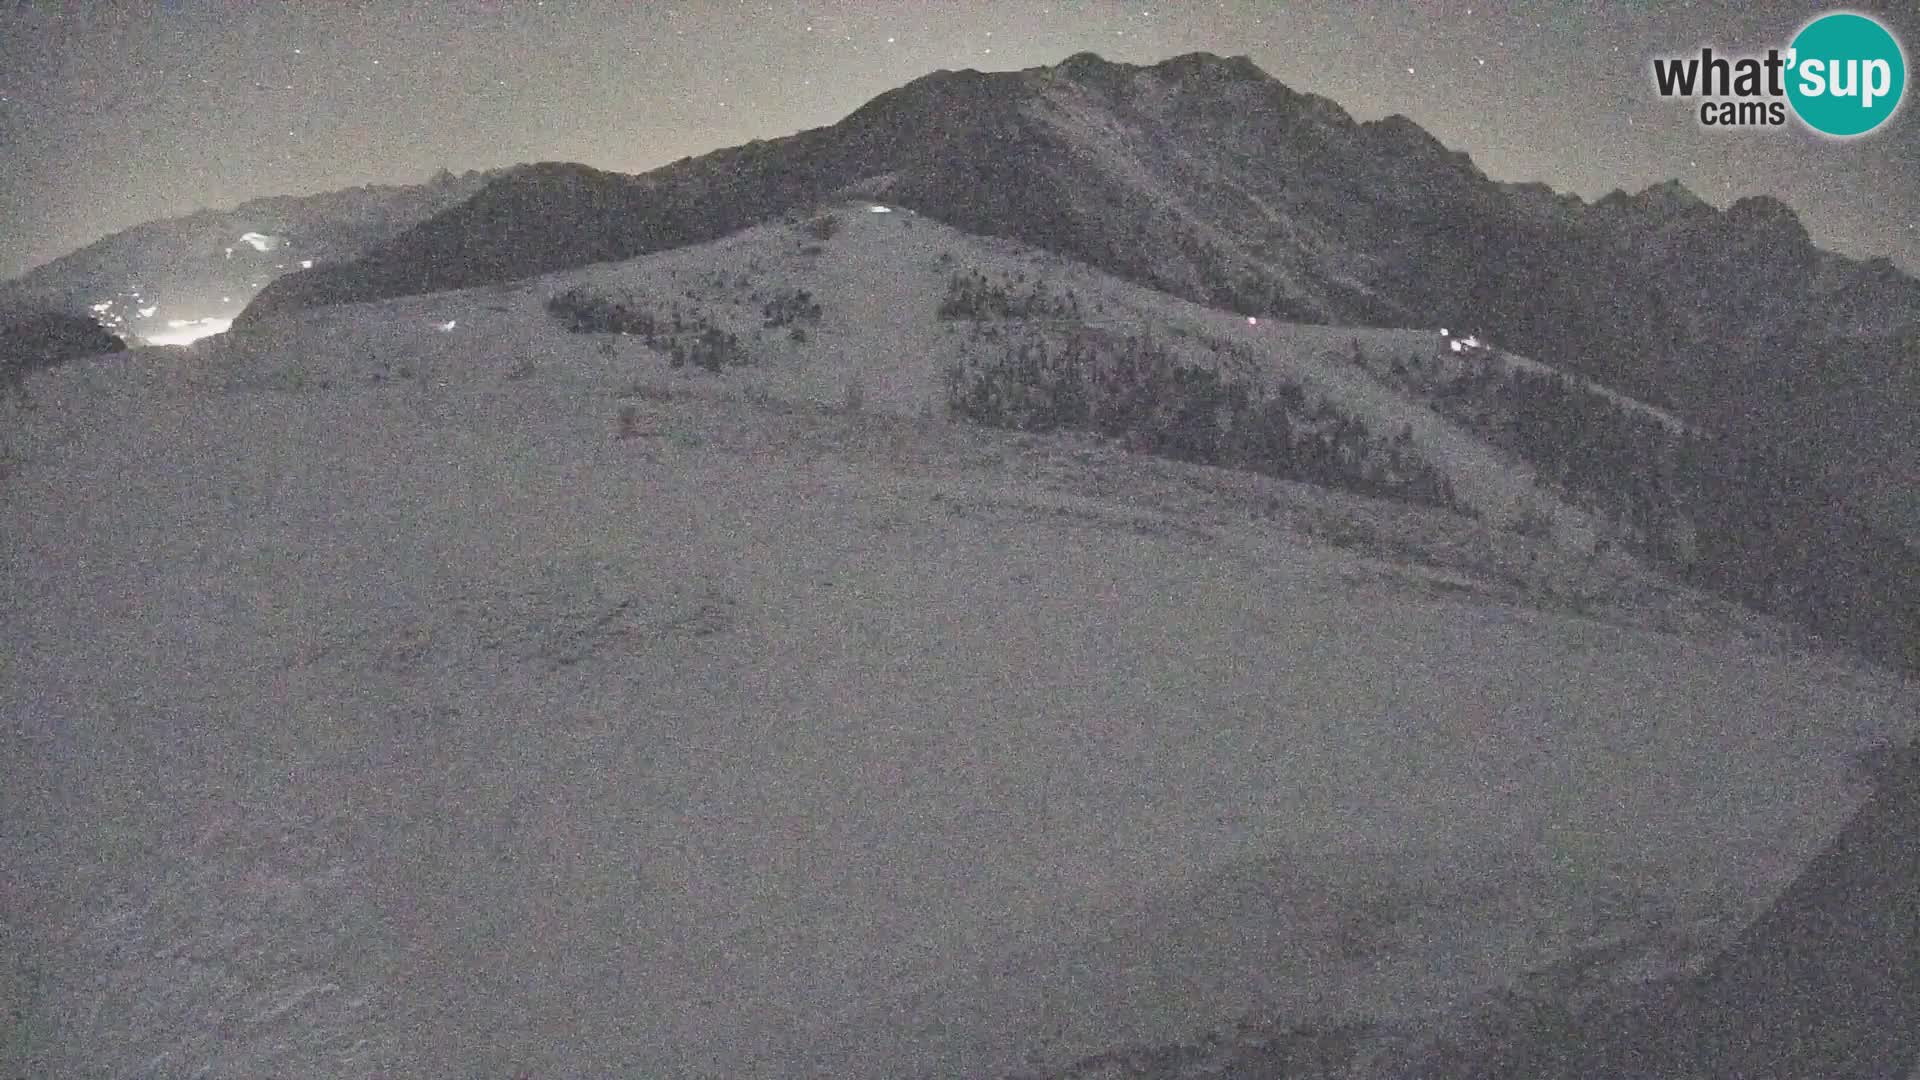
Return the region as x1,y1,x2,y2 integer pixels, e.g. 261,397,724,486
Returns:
467,205,1630,547
4,205,1914,1080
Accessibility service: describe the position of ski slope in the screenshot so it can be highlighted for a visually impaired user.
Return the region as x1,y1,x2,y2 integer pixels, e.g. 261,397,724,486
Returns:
4,206,1914,1079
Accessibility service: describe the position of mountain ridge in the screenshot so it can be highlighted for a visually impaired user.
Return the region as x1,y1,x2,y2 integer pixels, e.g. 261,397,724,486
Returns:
233,50,1920,538
238,49,1920,339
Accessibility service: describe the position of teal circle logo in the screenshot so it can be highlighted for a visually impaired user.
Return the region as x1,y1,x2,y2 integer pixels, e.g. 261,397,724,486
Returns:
1786,11,1906,137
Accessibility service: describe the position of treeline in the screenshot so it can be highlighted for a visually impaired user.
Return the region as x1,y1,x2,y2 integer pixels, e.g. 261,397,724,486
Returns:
1376,342,1920,671
944,326,1463,512
545,286,748,372
1423,358,1682,548
937,269,1084,321
1668,432,1920,672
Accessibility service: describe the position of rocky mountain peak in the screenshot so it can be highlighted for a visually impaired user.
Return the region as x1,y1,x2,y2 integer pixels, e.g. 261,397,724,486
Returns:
1633,179,1712,214
1724,193,1808,238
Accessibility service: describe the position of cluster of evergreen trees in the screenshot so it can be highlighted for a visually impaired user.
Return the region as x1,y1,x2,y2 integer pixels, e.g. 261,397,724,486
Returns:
936,269,1084,321
944,327,1463,512
1378,340,1920,672
761,287,823,328
545,286,748,372
1425,360,1681,548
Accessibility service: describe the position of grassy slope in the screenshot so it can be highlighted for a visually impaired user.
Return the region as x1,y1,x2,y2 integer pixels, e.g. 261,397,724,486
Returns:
3,206,1914,1080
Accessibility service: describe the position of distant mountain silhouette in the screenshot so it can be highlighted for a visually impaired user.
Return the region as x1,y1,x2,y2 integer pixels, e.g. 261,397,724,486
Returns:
1,171,500,339
1,309,125,378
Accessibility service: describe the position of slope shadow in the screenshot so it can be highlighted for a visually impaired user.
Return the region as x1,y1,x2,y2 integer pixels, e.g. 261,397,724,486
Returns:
1396,736,1920,1080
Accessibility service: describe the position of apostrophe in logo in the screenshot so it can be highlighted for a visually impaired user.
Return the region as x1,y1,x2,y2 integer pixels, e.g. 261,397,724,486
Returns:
1786,11,1906,137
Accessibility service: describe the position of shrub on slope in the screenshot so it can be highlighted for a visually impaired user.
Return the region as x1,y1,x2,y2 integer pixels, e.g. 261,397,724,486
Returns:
545,286,748,373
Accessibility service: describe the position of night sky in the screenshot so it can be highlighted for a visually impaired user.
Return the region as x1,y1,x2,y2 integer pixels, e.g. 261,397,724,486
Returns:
3,0,1917,281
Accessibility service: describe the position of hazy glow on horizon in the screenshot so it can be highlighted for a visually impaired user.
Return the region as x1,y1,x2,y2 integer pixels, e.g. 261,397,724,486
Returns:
143,316,232,346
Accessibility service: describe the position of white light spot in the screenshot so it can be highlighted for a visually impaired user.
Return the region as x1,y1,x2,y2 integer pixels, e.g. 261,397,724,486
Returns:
867,204,892,213
90,300,113,313
137,305,158,318
301,259,314,269
1440,328,1449,336
1449,339,1464,353
1247,316,1258,325
438,319,457,332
